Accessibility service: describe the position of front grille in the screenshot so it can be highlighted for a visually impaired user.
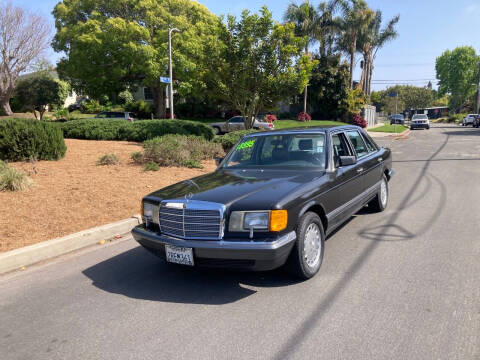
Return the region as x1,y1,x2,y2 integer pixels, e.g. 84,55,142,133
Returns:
159,202,223,240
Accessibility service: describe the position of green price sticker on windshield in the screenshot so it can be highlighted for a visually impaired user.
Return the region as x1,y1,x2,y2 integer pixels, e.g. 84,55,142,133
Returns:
237,139,256,150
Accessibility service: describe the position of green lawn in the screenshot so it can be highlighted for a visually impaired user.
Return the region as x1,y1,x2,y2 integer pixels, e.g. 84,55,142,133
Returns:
274,119,347,129
369,124,408,133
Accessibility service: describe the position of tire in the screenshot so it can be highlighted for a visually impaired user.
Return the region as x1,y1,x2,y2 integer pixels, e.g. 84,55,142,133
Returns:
410,126,414,130
286,212,325,280
369,174,389,212
212,127,221,135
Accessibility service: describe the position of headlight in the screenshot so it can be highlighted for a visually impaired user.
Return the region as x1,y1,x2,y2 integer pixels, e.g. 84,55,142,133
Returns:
244,212,269,230
229,210,288,232
143,203,153,219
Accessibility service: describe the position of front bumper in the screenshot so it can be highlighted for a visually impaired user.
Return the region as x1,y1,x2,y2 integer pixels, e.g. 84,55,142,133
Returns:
410,123,429,129
131,225,296,271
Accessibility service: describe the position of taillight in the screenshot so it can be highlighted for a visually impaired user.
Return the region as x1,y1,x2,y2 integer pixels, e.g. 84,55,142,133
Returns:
269,123,273,128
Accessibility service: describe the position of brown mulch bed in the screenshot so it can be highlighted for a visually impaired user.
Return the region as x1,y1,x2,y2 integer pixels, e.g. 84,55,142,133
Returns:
0,139,216,252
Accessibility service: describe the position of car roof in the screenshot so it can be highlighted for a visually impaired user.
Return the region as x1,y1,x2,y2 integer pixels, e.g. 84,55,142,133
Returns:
244,125,361,138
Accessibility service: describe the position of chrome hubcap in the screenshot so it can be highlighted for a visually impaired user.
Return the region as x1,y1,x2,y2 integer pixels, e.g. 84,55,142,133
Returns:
380,179,388,207
303,223,321,268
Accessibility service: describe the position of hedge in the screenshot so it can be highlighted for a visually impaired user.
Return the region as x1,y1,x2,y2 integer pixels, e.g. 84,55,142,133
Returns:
0,118,67,161
60,119,215,141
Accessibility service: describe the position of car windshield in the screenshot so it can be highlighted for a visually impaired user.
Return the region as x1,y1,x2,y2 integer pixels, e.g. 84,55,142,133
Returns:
393,115,404,119
222,133,327,170
413,115,428,120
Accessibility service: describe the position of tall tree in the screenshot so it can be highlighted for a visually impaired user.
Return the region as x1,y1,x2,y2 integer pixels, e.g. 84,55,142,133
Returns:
336,0,374,88
436,46,479,112
308,54,349,119
357,11,399,96
0,3,50,115
315,1,341,57
214,7,315,129
284,1,318,114
53,0,222,118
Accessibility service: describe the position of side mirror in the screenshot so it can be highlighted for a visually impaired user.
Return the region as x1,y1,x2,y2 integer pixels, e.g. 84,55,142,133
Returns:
339,156,357,166
215,157,224,166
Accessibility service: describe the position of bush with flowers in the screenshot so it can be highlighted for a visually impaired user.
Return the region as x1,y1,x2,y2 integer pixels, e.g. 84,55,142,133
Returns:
297,112,311,122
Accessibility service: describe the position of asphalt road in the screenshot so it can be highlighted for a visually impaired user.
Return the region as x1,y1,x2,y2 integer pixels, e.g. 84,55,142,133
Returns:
1,124,480,360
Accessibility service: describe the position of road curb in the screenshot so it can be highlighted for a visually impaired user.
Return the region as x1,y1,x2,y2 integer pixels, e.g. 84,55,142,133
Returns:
0,215,142,275
393,128,410,139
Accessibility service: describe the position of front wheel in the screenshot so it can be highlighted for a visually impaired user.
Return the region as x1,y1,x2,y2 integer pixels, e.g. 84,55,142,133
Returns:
286,212,325,280
369,175,389,212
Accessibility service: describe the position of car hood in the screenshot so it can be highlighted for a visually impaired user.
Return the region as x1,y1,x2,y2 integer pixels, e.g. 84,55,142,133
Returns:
147,169,325,210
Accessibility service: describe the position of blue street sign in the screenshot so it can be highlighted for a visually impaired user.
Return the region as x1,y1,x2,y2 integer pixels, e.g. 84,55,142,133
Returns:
389,92,398,97
160,77,171,84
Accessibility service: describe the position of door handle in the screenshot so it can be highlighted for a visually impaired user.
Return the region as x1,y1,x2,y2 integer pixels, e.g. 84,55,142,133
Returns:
377,157,383,162
356,167,364,173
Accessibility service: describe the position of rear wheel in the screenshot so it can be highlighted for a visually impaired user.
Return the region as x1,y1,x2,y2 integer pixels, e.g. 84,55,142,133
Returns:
213,127,221,135
286,212,325,280
369,175,389,212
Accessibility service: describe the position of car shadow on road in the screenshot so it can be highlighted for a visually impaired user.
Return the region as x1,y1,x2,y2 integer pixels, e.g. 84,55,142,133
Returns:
82,246,299,305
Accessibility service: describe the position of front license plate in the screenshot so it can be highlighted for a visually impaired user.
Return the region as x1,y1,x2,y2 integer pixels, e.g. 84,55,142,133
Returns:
165,245,194,266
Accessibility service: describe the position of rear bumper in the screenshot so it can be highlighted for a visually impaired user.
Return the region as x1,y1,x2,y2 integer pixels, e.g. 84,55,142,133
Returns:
131,225,296,271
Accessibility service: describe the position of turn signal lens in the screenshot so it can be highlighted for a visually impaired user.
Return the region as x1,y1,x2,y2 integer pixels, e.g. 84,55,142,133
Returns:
269,210,288,232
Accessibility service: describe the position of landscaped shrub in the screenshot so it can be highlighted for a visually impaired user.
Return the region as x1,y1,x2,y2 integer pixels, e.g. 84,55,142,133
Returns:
143,161,159,172
0,161,33,192
0,118,67,161
131,151,143,164
118,90,134,105
96,153,120,165
265,114,277,122
60,119,215,141
352,114,367,128
140,135,224,168
297,112,312,122
213,129,259,152
80,99,104,114
125,100,153,119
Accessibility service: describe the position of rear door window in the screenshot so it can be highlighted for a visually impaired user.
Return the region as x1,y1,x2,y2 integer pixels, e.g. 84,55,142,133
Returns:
346,130,369,158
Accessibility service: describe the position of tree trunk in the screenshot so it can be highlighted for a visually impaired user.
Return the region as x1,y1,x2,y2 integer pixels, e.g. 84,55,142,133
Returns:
151,83,166,119
349,38,357,89
0,97,13,116
304,45,309,114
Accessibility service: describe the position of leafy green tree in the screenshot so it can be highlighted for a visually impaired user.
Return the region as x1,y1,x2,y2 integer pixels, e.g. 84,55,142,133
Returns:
436,46,479,112
53,0,222,118
213,7,315,129
15,74,70,120
284,1,318,114
308,55,349,119
373,85,434,113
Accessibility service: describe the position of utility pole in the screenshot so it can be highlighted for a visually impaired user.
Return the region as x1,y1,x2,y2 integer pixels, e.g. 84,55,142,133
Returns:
475,60,480,114
168,27,180,120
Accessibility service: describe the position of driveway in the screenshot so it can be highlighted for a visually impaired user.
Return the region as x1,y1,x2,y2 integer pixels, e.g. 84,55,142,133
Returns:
1,124,480,360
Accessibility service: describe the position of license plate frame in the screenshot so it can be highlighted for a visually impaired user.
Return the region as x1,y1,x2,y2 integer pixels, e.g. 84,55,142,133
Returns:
165,245,194,266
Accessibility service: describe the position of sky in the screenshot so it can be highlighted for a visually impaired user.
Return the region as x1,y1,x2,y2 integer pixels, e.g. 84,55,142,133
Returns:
9,0,480,91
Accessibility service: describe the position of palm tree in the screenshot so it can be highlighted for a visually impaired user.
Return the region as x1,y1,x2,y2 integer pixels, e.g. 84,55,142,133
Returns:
357,11,399,96
284,1,318,114
316,1,341,57
336,0,374,88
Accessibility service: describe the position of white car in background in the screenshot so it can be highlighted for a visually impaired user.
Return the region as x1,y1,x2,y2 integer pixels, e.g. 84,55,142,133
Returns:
462,114,477,126
410,114,430,130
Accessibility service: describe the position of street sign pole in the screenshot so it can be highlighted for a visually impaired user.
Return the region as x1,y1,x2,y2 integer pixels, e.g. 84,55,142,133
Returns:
168,27,180,120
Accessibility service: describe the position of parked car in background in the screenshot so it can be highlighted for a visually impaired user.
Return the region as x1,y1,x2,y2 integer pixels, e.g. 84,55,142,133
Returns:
462,114,477,126
68,97,89,112
94,111,137,122
473,115,480,128
132,125,394,279
209,116,274,135
410,114,430,130
389,114,405,125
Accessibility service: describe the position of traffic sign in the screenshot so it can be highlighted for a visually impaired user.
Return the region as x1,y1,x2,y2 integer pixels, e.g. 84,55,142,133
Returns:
160,77,171,84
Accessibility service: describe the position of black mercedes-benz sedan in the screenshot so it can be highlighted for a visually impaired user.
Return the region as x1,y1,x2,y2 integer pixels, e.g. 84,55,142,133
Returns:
132,125,394,279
